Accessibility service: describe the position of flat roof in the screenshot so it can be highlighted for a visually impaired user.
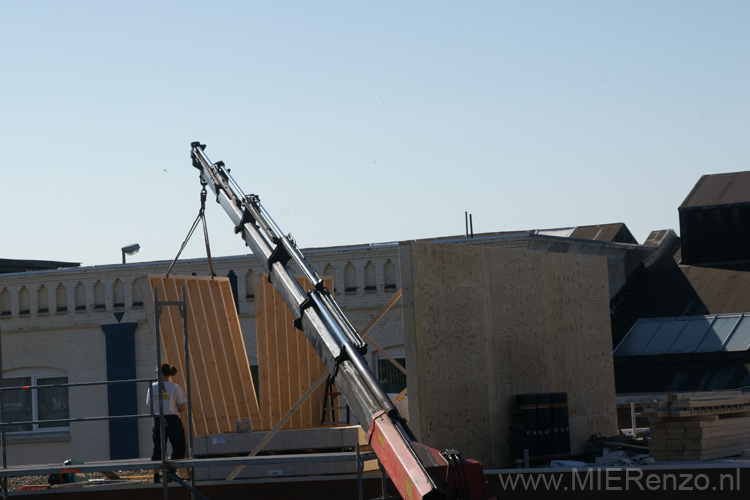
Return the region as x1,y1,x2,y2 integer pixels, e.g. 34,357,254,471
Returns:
0,258,80,274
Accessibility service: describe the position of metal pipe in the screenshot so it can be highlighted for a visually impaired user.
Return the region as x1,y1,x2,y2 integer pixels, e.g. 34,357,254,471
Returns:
180,287,196,500
319,293,367,352
379,461,389,499
0,378,157,392
154,287,167,500
343,348,398,418
0,413,165,428
0,324,7,500
309,292,350,348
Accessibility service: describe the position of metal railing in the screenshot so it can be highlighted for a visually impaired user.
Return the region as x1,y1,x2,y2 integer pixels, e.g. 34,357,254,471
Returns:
0,288,379,500
0,288,196,500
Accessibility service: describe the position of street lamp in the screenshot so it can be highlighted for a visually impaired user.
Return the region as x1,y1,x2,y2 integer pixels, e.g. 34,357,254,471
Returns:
121,243,140,264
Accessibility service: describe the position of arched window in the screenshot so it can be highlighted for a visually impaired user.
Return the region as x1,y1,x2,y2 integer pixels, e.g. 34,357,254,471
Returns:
0,288,10,316
384,259,397,291
113,279,125,309
344,263,357,293
245,270,254,300
74,282,86,312
56,284,68,313
132,281,143,307
323,264,335,293
37,285,49,314
93,280,105,311
364,261,376,293
18,287,30,316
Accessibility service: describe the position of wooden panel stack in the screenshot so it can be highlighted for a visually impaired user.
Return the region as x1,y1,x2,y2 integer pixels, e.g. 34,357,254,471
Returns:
253,274,335,430
647,391,750,461
141,275,262,437
400,241,618,468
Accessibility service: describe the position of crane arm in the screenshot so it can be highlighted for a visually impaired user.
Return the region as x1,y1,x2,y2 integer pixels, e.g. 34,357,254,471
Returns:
189,142,490,500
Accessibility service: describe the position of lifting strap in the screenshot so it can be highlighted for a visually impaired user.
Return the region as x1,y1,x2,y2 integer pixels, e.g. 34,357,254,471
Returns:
165,177,215,278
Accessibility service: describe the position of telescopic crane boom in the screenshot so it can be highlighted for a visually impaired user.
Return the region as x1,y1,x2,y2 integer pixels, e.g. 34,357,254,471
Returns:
190,142,491,500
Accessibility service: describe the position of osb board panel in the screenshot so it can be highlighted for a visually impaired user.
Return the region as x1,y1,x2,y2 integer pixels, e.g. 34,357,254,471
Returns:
254,274,334,430
549,253,618,447
400,241,617,468
141,275,261,437
400,242,495,466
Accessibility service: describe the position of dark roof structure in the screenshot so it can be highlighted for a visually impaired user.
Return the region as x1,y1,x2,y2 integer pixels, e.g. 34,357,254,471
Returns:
679,171,750,267
569,223,637,244
0,258,80,274
612,171,750,394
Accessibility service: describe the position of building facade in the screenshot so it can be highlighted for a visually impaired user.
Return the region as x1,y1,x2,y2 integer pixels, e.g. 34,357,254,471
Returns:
0,226,668,466
0,243,404,466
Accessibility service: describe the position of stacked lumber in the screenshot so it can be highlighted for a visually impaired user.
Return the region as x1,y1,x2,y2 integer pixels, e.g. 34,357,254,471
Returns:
647,391,750,461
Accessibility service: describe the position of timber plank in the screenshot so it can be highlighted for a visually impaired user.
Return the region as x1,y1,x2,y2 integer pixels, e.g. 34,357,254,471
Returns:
177,276,216,436
285,282,302,429
217,280,261,426
254,275,273,431
195,278,233,433
257,276,281,430
207,279,240,430
668,390,741,402
273,278,293,428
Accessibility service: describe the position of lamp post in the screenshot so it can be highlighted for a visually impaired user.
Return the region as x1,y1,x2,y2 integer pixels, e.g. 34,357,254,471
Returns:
121,243,140,264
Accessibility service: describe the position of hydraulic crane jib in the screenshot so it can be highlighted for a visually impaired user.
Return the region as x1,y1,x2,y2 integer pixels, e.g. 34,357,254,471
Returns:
189,141,493,500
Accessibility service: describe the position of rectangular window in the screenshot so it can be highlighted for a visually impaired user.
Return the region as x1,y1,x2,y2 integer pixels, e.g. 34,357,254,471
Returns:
37,376,69,429
3,377,32,433
2,375,69,433
377,357,406,394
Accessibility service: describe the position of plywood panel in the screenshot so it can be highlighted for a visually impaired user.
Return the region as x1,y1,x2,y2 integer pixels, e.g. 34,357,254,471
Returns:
400,241,618,468
253,274,333,430
141,275,261,437
566,255,617,445
490,248,555,465
400,242,494,464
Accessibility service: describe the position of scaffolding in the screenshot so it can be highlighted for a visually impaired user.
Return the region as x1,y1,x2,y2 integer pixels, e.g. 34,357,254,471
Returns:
0,289,383,500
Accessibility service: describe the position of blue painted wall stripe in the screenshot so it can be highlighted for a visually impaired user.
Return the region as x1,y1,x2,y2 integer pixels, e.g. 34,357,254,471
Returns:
102,322,139,460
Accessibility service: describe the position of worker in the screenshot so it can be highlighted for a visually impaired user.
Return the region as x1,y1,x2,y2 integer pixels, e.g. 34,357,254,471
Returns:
146,363,187,482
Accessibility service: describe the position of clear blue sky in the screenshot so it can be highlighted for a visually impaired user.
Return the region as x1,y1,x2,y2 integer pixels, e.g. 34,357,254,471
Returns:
3,2,748,267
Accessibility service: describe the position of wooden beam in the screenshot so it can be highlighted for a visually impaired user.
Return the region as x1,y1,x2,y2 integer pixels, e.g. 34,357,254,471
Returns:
359,289,402,337
365,335,406,376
